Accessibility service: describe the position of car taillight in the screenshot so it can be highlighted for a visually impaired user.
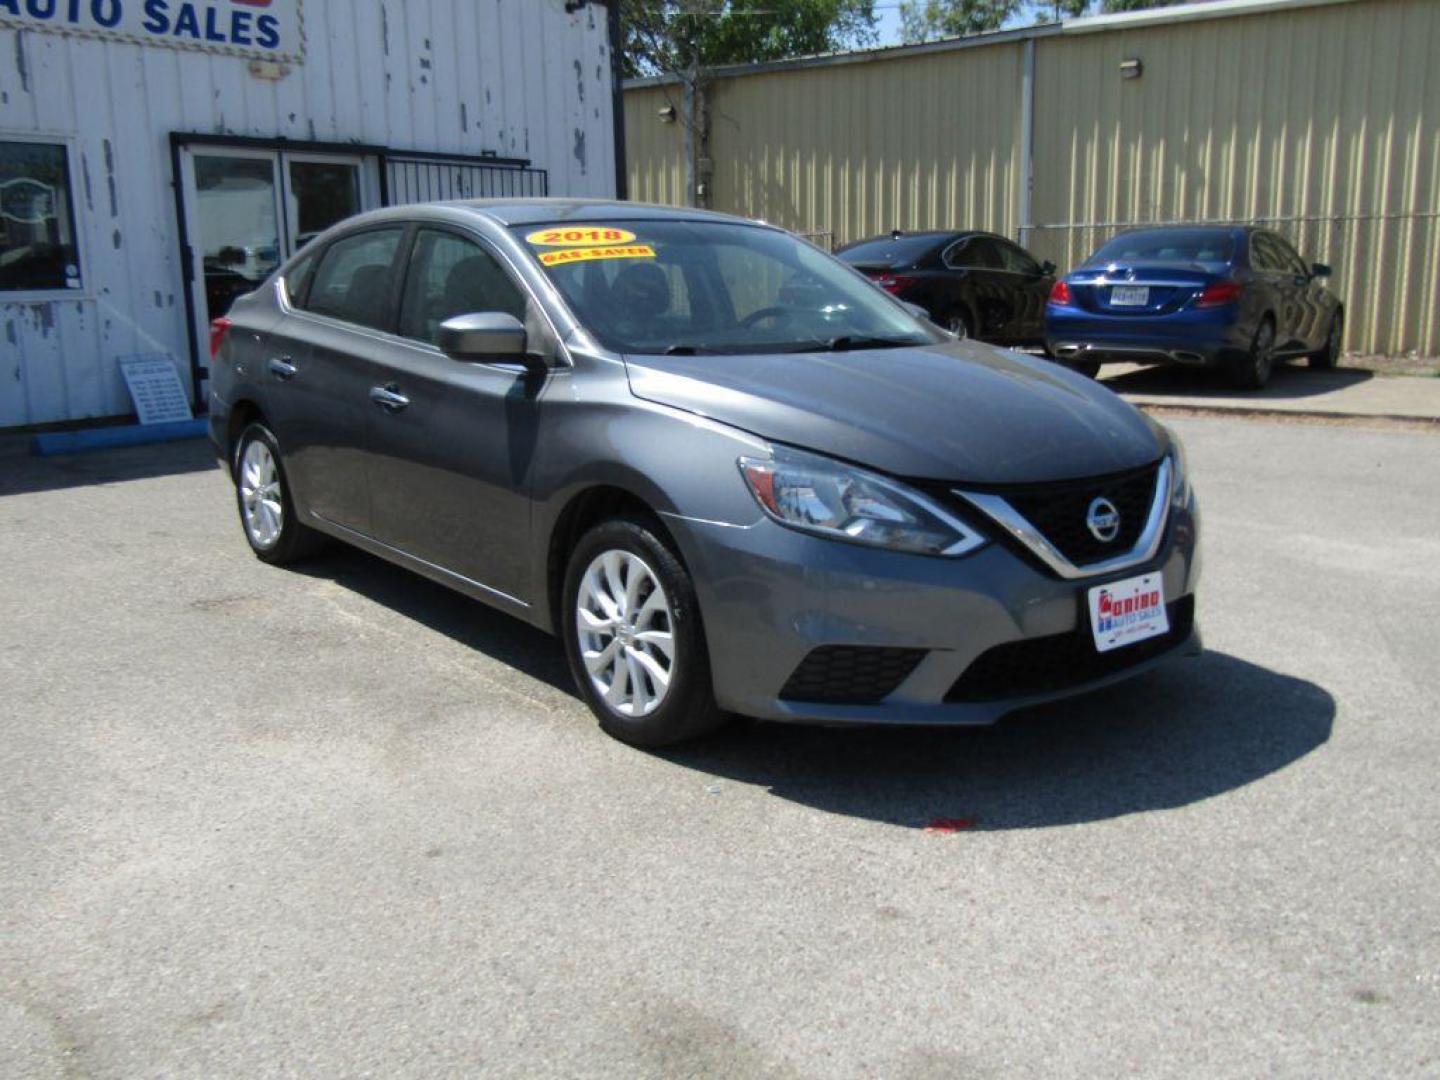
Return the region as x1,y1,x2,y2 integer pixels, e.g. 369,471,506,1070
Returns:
1049,281,1072,305
872,274,916,295
209,317,232,360
1196,280,1242,307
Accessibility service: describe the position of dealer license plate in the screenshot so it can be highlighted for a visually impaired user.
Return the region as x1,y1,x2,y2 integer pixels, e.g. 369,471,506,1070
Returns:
1110,286,1149,306
1087,572,1169,653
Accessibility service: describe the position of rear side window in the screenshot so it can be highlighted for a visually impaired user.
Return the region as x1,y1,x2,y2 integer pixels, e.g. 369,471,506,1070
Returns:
282,250,319,307
996,240,1040,275
1268,233,1310,276
945,238,1000,269
303,228,403,329
398,230,525,345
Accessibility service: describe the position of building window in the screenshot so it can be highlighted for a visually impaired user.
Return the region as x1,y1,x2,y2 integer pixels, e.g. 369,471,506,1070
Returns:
0,140,82,293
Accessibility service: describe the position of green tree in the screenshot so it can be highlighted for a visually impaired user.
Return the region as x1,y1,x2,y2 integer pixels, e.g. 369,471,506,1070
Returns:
1098,0,1188,11
898,0,1179,41
621,1,878,79
622,2,878,207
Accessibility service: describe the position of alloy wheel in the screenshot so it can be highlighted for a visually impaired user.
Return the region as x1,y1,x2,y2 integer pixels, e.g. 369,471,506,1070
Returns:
574,550,675,717
239,439,284,549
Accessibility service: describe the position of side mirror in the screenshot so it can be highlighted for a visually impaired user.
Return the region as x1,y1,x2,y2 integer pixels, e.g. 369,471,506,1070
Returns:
1041,260,1057,276
900,300,931,321
438,312,530,361
1310,262,1332,279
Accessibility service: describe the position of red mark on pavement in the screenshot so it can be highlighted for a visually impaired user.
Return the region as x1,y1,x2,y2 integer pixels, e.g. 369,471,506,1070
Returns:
925,817,977,833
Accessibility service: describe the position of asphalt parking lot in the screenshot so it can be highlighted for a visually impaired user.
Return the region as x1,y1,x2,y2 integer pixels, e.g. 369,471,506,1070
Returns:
3,414,1438,1078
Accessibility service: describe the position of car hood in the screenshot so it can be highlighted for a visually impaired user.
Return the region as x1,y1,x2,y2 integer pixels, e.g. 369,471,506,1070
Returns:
623,341,1163,484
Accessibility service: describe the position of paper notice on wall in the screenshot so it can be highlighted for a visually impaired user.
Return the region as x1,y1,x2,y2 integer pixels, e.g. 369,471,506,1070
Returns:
119,355,194,425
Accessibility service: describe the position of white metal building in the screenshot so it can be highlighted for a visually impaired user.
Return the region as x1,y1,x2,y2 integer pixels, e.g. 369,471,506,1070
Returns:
1,0,623,430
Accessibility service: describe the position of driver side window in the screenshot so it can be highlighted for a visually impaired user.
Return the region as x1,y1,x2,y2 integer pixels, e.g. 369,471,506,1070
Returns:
399,229,525,346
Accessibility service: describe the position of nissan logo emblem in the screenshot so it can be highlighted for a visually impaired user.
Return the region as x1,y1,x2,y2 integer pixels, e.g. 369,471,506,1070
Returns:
1087,497,1121,543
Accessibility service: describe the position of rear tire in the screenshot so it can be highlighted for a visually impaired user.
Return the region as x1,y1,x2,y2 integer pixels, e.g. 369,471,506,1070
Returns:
233,422,326,565
1228,317,1276,390
1069,359,1101,379
1310,310,1343,369
561,515,727,748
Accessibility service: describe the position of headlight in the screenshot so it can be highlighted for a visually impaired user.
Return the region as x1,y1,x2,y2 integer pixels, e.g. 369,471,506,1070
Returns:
1166,429,1192,508
738,448,986,557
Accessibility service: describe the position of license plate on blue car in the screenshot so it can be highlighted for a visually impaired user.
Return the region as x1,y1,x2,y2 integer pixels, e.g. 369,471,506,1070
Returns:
1110,286,1149,306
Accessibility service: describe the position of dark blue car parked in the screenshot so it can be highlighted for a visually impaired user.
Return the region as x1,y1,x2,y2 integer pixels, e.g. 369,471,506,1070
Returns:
1045,226,1343,388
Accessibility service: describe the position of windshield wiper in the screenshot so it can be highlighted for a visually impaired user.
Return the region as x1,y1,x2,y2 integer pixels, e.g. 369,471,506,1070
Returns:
825,335,919,351
779,335,919,353
662,344,723,356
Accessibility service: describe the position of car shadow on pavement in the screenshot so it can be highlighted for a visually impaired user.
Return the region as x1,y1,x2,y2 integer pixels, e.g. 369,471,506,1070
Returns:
663,651,1333,830
295,545,576,693
0,436,220,497
1101,362,1372,401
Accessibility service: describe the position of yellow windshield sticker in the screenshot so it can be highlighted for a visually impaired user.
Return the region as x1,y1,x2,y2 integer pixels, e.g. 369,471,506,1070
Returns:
526,226,638,247
538,244,656,267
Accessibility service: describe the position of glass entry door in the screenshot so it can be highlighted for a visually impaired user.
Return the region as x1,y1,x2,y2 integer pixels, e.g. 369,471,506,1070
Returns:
178,144,379,387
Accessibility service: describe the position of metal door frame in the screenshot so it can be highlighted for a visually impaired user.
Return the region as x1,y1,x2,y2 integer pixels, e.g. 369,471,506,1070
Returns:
170,132,543,411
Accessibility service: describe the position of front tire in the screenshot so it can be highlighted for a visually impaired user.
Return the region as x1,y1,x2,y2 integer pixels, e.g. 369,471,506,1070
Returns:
945,310,973,340
1229,317,1276,389
561,516,726,748
1310,310,1343,369
233,422,325,565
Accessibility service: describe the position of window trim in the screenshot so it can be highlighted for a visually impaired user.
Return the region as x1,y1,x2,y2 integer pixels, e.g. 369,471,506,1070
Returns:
0,131,90,302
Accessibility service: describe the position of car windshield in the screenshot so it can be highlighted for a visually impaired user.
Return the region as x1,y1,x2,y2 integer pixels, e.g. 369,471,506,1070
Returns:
1090,229,1236,264
513,219,939,355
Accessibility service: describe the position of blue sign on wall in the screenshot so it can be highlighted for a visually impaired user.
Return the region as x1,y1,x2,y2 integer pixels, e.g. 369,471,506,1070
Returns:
0,0,305,63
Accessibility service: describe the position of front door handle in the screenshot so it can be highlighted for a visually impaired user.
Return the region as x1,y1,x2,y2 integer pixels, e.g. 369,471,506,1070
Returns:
369,385,410,412
267,357,297,380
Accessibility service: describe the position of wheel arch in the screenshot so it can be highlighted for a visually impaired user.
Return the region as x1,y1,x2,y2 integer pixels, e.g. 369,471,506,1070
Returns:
226,399,266,468
543,483,683,637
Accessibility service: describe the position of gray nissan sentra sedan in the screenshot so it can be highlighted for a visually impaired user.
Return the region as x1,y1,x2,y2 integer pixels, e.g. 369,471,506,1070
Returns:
208,200,1201,748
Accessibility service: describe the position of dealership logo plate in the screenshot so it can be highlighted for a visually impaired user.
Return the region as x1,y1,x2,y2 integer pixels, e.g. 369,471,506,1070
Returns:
1088,572,1169,653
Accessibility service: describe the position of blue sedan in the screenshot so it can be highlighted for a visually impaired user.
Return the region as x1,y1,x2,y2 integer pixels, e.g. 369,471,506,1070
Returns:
1045,226,1344,388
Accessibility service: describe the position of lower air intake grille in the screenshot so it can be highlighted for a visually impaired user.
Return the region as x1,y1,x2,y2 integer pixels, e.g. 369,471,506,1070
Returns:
946,595,1195,703
779,645,928,705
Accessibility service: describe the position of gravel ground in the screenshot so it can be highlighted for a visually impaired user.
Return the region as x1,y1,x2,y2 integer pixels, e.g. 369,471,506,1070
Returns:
2,415,1437,1078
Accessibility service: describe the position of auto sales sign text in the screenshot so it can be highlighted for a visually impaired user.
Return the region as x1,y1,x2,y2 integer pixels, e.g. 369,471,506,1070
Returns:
0,0,304,63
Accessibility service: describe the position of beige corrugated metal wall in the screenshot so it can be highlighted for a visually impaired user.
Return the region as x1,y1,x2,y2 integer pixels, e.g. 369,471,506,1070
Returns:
627,44,1023,249
625,0,1440,355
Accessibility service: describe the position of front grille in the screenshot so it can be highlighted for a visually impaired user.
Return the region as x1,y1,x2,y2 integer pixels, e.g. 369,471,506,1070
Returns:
779,645,927,705
986,463,1161,567
945,595,1195,703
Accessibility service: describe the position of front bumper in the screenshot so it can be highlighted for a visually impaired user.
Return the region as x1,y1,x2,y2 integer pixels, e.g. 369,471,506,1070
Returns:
663,494,1201,726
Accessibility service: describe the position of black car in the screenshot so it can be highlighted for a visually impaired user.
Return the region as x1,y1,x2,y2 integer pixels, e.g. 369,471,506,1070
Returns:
837,230,1057,348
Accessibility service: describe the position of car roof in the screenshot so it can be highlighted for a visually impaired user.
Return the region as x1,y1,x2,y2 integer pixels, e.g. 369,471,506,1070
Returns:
1109,224,1244,238
335,198,751,230
844,229,992,247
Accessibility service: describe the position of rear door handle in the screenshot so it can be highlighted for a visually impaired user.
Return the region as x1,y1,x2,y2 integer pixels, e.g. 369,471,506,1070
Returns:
267,357,297,380
369,385,410,412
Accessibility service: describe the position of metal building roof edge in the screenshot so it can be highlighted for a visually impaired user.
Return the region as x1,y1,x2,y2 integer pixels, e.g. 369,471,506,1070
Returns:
621,0,1357,89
